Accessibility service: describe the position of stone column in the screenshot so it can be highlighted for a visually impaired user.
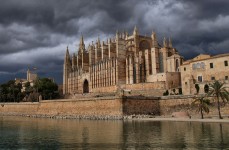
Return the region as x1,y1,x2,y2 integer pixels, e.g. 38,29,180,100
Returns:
91,67,93,89
105,60,108,86
151,48,157,75
95,65,97,88
126,58,129,84
108,42,111,59
135,57,139,83
145,49,149,77
97,64,100,88
99,63,102,87
102,62,104,87
107,60,110,86
115,58,118,85
129,56,133,84
110,60,112,86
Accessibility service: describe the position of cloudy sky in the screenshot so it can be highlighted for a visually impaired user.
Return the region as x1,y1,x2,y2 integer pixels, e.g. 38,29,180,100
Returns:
0,0,229,84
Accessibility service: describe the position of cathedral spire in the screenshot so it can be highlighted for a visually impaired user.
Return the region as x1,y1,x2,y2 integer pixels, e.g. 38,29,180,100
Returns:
65,46,70,59
97,36,101,48
133,26,138,35
151,31,158,47
72,53,76,69
169,37,172,48
116,30,119,39
125,31,129,39
163,37,168,48
65,46,71,65
79,34,85,51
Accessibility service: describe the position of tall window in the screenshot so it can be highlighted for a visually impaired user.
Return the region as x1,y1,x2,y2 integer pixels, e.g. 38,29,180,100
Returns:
224,61,228,66
175,59,179,72
198,76,202,82
225,76,228,80
210,63,214,68
133,65,136,83
159,52,164,73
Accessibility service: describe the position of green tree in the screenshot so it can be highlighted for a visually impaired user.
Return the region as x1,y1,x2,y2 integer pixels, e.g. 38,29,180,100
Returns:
34,78,59,100
192,95,210,119
0,80,23,102
208,81,229,119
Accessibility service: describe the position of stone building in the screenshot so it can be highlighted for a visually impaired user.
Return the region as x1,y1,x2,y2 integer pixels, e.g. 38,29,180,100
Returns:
15,69,38,92
63,27,183,95
180,53,229,95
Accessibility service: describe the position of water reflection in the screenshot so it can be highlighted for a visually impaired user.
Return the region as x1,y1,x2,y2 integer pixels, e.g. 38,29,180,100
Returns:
0,116,229,149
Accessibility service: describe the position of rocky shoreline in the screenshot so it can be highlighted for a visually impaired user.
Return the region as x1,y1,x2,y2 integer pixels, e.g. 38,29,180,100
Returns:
0,112,156,120
1,113,229,123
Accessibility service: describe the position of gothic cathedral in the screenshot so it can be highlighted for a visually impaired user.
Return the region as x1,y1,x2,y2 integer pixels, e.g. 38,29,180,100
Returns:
63,27,183,95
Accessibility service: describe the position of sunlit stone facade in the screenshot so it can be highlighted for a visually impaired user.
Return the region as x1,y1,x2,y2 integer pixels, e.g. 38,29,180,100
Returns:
63,27,183,95
180,53,229,95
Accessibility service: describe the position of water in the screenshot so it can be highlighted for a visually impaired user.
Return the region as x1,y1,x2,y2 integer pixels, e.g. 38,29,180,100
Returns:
0,116,229,149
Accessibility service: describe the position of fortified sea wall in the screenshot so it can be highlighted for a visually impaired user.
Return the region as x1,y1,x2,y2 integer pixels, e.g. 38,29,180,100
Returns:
1,96,229,119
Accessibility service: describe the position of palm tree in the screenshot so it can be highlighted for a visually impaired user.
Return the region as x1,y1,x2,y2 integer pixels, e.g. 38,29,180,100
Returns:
192,95,210,119
208,81,229,119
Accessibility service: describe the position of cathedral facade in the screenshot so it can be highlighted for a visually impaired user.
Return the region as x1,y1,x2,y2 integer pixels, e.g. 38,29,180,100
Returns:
63,27,183,95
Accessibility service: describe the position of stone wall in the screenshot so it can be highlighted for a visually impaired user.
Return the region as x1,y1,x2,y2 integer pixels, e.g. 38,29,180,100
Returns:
121,82,165,90
0,97,123,119
37,97,123,117
1,95,229,119
123,95,229,117
91,86,117,93
0,102,39,115
123,96,160,115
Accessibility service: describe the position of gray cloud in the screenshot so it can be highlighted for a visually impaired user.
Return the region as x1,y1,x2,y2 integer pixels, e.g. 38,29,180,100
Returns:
0,0,229,84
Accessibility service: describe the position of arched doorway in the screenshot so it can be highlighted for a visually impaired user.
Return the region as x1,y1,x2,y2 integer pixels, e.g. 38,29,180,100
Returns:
83,79,89,93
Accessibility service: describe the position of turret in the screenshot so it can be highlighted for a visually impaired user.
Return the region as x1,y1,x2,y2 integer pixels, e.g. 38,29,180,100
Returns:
72,53,77,69
151,31,159,48
64,46,71,66
116,30,119,39
78,34,85,53
125,31,129,39
96,36,101,48
63,46,71,94
163,37,168,48
133,26,138,35
169,37,172,48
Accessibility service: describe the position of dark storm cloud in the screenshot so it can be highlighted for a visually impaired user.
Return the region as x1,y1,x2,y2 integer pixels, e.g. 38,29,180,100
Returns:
0,0,229,84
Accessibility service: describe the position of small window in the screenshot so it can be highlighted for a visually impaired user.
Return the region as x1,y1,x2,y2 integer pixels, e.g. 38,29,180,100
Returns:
210,63,214,68
184,67,186,71
224,61,228,66
225,76,228,80
198,76,202,82
185,82,187,85
211,76,215,80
